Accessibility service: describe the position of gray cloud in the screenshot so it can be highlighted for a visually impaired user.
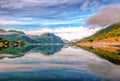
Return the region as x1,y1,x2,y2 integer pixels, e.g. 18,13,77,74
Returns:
0,0,119,19
87,6,120,27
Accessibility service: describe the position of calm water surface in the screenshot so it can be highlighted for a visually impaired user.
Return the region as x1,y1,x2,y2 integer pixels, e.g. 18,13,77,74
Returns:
0,45,120,81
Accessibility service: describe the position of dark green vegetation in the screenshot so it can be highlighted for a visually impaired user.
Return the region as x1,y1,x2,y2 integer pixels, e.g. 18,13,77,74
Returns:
0,46,27,58
0,29,64,44
80,46,120,65
79,23,120,42
0,38,9,46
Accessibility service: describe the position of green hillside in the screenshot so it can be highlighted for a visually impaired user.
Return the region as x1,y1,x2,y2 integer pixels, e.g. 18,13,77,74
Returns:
79,23,120,42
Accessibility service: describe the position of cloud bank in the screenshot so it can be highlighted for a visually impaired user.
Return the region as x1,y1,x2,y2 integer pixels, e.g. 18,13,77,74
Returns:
87,6,120,27
0,0,119,19
26,27,100,40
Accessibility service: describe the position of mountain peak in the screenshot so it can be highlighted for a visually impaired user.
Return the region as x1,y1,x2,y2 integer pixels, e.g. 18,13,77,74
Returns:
40,33,54,37
33,33,64,44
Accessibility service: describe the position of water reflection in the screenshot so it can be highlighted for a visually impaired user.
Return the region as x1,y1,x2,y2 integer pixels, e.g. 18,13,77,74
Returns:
0,45,64,59
0,44,10,51
30,45,64,55
78,45,120,65
0,46,120,81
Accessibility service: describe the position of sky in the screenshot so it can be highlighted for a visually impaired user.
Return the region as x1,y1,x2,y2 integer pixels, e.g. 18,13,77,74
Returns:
0,0,120,40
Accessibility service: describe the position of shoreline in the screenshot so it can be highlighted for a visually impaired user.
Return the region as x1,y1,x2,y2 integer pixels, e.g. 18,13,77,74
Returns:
76,42,120,47
75,42,120,53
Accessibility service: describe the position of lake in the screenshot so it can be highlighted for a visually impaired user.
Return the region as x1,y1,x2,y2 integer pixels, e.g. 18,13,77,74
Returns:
0,45,120,81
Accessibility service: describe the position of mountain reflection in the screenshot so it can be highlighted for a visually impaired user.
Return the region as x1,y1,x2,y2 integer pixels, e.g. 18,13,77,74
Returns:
0,45,64,59
30,45,64,55
79,45,120,65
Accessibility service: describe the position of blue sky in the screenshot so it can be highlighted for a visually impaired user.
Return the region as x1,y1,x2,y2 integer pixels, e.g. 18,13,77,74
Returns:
0,0,120,40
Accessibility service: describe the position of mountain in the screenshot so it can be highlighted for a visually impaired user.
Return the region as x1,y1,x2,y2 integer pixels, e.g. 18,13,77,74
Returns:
0,29,35,43
32,33,64,44
8,30,25,34
0,29,64,44
78,23,120,43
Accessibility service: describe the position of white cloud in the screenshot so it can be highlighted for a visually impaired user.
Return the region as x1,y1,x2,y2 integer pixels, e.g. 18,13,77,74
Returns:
0,19,24,25
0,20,71,26
0,17,84,26
0,19,37,25
26,27,101,40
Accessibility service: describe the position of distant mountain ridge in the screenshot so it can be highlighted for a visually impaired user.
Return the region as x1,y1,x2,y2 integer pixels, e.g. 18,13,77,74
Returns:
0,29,64,44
